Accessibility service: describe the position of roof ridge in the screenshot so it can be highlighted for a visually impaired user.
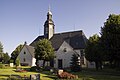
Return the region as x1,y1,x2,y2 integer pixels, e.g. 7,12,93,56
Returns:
54,30,83,35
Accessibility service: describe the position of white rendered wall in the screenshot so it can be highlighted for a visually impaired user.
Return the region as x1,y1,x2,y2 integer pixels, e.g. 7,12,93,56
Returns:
54,41,75,68
18,46,33,66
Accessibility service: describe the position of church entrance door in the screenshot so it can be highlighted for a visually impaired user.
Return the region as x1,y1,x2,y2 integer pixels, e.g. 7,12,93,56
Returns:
58,59,63,69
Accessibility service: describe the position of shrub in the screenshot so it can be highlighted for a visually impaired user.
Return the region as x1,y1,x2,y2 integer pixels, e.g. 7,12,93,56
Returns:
0,63,4,68
10,59,14,63
15,58,20,67
58,71,78,79
43,66,52,71
0,63,13,69
30,66,42,72
8,75,23,80
20,63,28,66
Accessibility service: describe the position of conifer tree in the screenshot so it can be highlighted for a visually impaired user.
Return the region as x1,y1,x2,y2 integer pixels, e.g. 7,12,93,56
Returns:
70,53,81,72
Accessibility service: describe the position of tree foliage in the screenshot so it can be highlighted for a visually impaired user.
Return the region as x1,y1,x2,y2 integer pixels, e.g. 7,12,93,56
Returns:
2,52,10,64
11,44,23,64
15,58,20,67
100,14,120,68
85,34,103,70
0,42,10,63
70,53,81,72
35,39,55,67
0,42,4,62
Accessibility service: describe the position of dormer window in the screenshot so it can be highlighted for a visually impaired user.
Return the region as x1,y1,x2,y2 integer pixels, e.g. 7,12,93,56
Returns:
63,48,67,52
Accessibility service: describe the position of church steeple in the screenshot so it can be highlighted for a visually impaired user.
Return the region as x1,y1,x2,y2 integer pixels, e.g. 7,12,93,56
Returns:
44,7,55,39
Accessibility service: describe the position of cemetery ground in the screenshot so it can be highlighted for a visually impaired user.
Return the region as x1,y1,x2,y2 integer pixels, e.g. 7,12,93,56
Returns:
0,65,120,80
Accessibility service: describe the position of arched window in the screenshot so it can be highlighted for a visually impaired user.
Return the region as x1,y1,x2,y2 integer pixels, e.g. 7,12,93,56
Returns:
23,58,26,62
24,52,26,54
63,48,67,52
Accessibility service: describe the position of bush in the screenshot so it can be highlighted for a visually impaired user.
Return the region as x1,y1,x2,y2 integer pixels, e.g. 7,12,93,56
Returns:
7,75,23,80
30,66,42,72
71,65,81,72
20,63,28,66
15,59,20,66
43,66,52,71
0,63,13,69
58,71,78,79
10,60,14,63
0,63,4,68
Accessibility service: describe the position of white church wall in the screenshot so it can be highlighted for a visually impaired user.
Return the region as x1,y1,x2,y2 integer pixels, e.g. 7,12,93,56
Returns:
54,41,75,68
32,58,36,66
18,46,33,66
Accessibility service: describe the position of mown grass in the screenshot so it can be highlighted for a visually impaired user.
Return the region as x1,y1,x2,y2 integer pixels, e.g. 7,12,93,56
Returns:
0,67,56,80
71,68,120,80
0,67,120,80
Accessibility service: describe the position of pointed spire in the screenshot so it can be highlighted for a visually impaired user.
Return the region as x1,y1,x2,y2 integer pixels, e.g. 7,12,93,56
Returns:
48,5,50,12
47,5,52,15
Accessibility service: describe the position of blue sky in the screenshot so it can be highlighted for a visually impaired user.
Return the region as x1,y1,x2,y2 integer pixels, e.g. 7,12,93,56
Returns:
0,0,120,55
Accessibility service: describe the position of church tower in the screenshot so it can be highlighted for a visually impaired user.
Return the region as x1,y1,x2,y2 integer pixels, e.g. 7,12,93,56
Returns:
44,8,55,39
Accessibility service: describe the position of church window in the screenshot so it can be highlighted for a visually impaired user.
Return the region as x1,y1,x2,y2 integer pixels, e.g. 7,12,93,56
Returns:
80,50,84,56
63,48,67,52
81,57,84,65
45,28,48,34
24,52,26,54
23,58,26,62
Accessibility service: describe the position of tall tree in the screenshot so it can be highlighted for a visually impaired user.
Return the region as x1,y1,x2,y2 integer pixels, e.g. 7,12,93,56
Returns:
0,42,4,62
100,14,120,68
85,34,103,70
11,44,23,64
2,52,10,64
35,39,55,67
70,53,81,72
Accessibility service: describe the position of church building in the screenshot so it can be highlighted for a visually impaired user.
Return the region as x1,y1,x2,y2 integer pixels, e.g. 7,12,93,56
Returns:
17,9,95,68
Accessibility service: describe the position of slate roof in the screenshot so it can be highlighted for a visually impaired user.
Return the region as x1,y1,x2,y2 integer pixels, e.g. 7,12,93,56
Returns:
25,45,35,57
50,30,88,50
30,30,88,51
30,35,45,47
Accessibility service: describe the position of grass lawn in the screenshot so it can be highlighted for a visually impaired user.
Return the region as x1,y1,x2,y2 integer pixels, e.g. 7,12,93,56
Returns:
72,68,120,80
0,67,120,80
0,67,56,80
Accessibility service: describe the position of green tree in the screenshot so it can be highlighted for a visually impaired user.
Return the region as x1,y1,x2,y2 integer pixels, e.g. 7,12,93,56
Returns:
0,42,4,62
35,39,55,67
85,34,103,70
11,44,23,64
2,52,10,64
15,58,20,67
70,53,81,72
100,14,120,68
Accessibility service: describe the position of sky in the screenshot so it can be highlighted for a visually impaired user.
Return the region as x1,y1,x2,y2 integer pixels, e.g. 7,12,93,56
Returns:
0,0,120,55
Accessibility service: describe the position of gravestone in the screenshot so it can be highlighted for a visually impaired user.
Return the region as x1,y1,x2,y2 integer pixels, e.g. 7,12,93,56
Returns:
10,63,14,67
30,74,40,80
58,69,63,75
